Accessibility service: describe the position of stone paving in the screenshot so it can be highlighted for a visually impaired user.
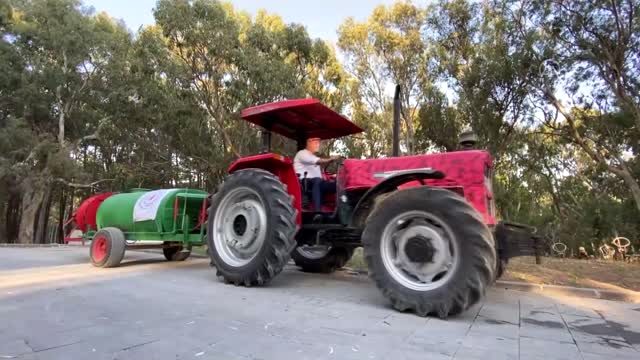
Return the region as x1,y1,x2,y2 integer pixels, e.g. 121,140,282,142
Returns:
1,247,639,359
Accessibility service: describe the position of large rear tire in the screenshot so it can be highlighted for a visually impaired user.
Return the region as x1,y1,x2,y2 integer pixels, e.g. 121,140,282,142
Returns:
207,169,297,286
291,243,353,273
90,227,126,268
362,187,495,318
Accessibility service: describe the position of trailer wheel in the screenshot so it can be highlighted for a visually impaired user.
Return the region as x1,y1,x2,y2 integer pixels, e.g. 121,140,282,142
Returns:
163,243,191,261
362,187,495,318
207,169,297,286
90,227,126,268
291,243,353,273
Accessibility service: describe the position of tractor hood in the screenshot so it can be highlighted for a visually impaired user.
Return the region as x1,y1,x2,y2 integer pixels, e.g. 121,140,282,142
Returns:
241,98,363,140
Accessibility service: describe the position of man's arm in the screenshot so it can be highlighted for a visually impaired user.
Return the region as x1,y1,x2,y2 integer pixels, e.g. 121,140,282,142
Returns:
316,155,340,165
296,150,320,165
296,151,339,166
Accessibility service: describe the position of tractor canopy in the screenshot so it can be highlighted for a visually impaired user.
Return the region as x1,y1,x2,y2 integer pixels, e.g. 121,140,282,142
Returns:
241,98,363,140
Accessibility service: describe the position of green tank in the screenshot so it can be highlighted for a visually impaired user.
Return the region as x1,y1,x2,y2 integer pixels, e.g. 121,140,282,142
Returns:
96,188,208,236
88,188,208,268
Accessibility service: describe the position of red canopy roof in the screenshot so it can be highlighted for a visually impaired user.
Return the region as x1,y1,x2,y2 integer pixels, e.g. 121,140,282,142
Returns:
240,98,364,140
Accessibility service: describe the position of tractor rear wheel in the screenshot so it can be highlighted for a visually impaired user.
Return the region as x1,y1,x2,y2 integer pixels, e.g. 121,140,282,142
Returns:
90,227,126,268
207,169,297,286
163,243,191,261
362,187,495,318
291,243,353,273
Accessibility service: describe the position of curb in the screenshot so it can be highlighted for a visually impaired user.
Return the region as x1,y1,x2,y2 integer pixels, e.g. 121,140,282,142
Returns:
495,280,640,303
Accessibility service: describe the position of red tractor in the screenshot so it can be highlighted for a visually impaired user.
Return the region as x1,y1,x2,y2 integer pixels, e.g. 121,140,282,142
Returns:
207,91,538,318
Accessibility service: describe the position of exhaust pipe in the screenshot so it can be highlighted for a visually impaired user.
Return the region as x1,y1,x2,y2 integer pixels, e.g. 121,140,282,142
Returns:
392,84,401,157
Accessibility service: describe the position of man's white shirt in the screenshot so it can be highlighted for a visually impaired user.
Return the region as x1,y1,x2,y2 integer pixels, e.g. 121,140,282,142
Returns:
294,149,322,179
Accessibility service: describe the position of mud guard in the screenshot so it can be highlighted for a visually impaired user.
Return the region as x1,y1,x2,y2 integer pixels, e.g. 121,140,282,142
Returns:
227,153,302,225
349,168,445,227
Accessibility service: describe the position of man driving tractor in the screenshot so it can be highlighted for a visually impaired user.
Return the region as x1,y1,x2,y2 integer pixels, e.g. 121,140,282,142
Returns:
293,137,339,212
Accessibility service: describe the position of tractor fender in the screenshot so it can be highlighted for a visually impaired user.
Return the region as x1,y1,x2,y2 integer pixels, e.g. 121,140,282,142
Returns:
349,168,445,228
227,153,302,225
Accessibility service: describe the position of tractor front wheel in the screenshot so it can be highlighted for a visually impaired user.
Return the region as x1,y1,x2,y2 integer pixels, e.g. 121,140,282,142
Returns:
291,242,353,273
362,187,495,318
207,169,297,286
90,227,126,268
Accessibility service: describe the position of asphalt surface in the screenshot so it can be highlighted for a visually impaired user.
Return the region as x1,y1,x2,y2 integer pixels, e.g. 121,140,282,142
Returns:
1,247,639,360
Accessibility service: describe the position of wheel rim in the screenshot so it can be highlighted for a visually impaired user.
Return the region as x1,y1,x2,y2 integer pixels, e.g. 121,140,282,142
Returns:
92,235,108,263
297,245,331,260
213,186,268,267
380,210,459,291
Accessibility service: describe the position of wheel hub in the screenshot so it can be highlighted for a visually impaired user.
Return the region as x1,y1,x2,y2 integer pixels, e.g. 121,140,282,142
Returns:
381,212,458,291
223,200,264,253
233,214,247,237
214,187,268,267
92,235,108,263
404,235,435,263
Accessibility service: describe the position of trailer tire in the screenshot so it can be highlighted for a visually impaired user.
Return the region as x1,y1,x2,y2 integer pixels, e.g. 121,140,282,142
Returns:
362,187,495,318
291,243,353,273
90,227,126,268
163,244,191,261
207,169,297,286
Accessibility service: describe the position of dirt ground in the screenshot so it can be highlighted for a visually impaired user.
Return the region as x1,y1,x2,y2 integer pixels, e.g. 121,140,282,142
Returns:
503,256,640,292
345,250,640,292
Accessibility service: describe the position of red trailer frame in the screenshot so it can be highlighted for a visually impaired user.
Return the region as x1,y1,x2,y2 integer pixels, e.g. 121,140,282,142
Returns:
64,192,114,244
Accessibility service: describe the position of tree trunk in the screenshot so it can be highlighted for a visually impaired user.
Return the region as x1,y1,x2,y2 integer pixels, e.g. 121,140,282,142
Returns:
17,178,47,244
64,189,76,240
619,170,640,215
0,193,6,242
57,189,68,244
544,91,640,216
34,185,52,243
6,191,21,243
56,85,65,146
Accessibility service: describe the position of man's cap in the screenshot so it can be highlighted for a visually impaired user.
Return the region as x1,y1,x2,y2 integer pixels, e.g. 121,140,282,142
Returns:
459,129,478,145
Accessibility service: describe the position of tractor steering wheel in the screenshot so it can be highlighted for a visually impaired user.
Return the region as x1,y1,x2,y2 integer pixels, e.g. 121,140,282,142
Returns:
323,156,345,175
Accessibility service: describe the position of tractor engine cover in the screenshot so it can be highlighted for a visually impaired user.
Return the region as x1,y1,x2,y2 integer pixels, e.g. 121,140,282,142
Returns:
340,150,495,225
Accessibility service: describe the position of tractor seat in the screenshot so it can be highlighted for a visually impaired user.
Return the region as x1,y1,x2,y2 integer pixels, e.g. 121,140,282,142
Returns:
296,173,313,209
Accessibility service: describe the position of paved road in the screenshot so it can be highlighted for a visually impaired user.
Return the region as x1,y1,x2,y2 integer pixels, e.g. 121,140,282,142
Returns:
1,247,639,360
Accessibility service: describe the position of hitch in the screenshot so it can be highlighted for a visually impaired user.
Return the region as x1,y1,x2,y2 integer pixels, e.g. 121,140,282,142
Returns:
495,221,543,265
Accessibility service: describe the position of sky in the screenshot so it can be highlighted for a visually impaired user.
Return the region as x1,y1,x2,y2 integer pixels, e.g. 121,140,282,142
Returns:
83,0,396,43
